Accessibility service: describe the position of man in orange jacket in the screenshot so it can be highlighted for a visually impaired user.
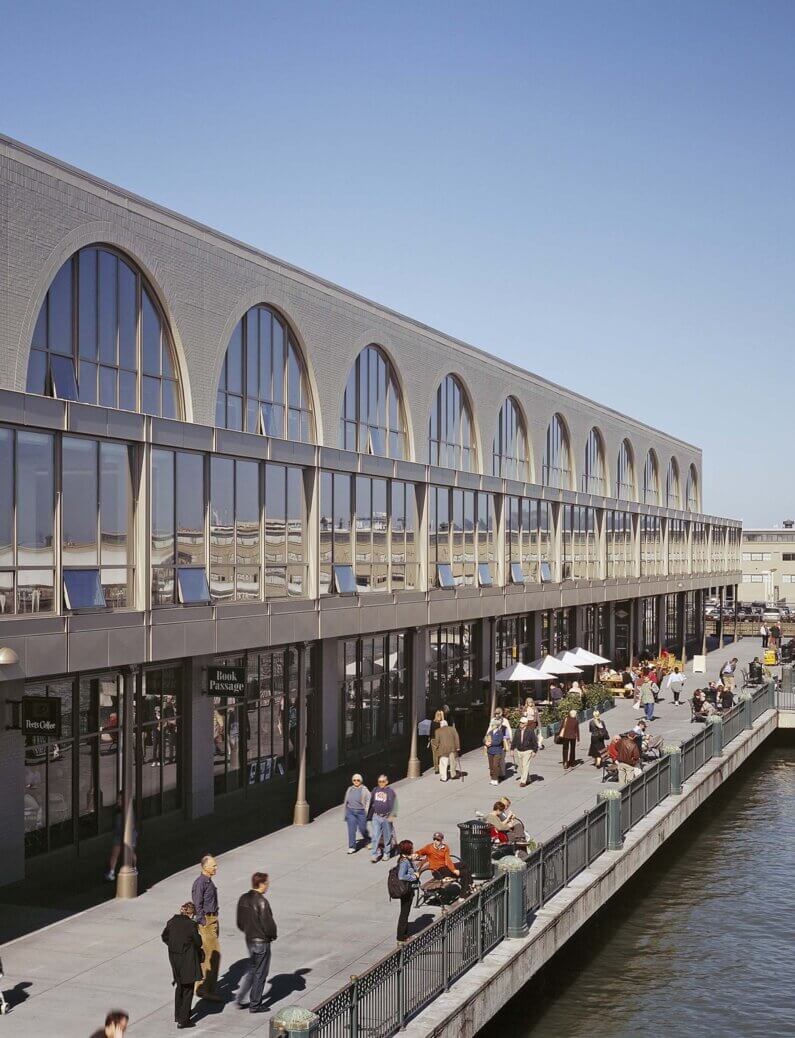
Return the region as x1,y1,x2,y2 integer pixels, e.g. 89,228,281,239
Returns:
417,832,472,895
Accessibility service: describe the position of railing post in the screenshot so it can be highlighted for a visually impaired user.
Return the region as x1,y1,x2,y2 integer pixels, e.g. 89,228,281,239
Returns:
665,745,682,794
562,824,569,882
708,714,723,756
496,854,528,939
738,690,754,731
350,975,359,1038
442,909,450,991
477,888,485,961
598,789,622,850
398,945,406,1030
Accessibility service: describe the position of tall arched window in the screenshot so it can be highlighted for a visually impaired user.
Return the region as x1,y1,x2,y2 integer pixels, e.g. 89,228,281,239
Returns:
542,414,571,489
428,374,475,470
615,439,635,500
216,306,314,442
492,397,528,480
686,465,699,511
665,458,681,508
27,246,182,417
642,450,660,505
581,428,606,494
340,345,406,458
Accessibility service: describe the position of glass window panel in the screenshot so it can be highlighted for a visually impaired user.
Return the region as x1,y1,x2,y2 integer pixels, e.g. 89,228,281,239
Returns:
210,564,235,602
271,319,284,403
141,291,161,376
63,437,98,566
142,376,161,415
16,432,54,566
17,569,54,613
286,467,303,563
0,571,15,615
0,429,13,566
101,567,130,608
176,453,205,566
161,380,179,420
119,369,137,412
288,345,301,407
333,472,352,565
99,365,117,408
100,442,131,569
32,302,48,350
478,562,492,586
437,563,455,588
98,250,118,364
151,449,175,568
259,310,272,399
334,564,356,593
177,567,210,604
229,321,244,395
118,260,137,370
48,261,73,355
161,338,175,381
265,465,287,568
78,361,97,404
64,568,106,609
51,355,78,400
26,349,47,394
78,248,97,359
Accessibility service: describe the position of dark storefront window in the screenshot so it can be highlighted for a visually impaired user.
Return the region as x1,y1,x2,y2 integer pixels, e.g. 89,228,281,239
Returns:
597,604,609,658
582,605,595,652
341,632,407,756
642,598,659,655
685,591,698,642
614,602,632,668
23,679,75,856
665,594,682,649
138,667,182,819
496,615,534,670
427,622,477,714
551,608,575,654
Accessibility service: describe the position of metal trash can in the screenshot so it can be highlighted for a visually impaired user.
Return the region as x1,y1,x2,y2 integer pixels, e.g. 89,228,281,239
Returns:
457,819,493,881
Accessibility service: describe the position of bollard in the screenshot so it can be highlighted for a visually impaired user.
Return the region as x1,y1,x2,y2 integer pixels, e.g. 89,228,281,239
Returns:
738,690,754,731
665,745,682,794
597,788,623,850
707,714,723,756
496,854,528,939
270,1006,320,1037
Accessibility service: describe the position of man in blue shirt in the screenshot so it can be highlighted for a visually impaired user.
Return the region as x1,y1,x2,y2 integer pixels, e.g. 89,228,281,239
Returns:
191,855,223,1002
368,775,398,862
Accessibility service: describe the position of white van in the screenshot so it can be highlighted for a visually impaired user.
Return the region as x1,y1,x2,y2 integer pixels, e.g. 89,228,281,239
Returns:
762,608,781,624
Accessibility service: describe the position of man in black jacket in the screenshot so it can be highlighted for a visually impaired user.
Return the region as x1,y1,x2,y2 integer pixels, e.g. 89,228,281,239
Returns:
236,872,277,1013
161,902,203,1029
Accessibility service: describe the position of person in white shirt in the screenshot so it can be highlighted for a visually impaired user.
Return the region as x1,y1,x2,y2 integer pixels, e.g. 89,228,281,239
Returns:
760,623,769,648
661,667,686,706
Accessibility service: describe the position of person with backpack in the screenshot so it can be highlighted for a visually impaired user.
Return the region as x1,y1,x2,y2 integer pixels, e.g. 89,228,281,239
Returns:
161,902,203,1029
484,721,506,785
389,840,420,943
235,872,277,1013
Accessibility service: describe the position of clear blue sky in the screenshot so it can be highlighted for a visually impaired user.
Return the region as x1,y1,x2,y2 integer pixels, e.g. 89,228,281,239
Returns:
2,1,792,525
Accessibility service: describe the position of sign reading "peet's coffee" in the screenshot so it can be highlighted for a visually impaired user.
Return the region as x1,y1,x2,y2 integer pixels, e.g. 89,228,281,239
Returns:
207,665,246,697
22,697,62,739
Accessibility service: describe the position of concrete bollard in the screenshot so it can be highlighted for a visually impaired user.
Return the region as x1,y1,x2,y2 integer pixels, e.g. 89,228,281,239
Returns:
496,854,528,939
270,1007,320,1037
738,690,754,731
665,745,682,794
597,788,623,850
707,714,723,756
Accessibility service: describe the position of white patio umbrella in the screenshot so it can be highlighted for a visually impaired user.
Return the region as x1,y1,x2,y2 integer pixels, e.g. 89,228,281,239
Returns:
569,647,611,665
529,654,583,676
494,661,554,683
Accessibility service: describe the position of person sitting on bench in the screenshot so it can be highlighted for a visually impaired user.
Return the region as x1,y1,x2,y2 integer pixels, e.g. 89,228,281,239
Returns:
417,832,472,896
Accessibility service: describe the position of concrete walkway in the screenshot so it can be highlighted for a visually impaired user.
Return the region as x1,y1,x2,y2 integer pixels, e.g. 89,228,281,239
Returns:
0,638,761,1037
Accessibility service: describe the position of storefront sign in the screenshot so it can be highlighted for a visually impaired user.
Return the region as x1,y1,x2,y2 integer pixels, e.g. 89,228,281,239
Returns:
207,665,246,697
22,697,62,739
247,755,285,785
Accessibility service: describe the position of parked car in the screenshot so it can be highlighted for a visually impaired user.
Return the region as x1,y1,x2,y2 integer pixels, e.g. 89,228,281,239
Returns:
762,608,782,624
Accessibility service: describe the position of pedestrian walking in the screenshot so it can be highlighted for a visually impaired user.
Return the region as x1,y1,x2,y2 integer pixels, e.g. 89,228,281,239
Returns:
720,657,738,691
161,902,203,1030
760,622,769,648
522,698,544,749
389,840,420,943
191,854,223,1002
89,1010,129,1038
235,872,278,1014
485,708,512,777
429,709,445,773
639,678,657,721
587,711,609,767
368,775,398,862
558,709,579,771
513,717,538,786
432,719,461,781
661,667,686,706
343,774,370,853
484,721,506,785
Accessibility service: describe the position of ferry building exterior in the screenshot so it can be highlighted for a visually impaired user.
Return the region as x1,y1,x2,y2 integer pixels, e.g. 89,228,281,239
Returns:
0,135,741,884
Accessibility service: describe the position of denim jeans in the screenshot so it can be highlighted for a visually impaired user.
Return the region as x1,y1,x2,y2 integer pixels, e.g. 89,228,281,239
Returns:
644,702,654,721
237,939,272,1011
371,814,393,860
345,807,369,849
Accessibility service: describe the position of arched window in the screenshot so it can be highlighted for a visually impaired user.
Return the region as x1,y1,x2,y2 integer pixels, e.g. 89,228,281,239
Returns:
216,305,314,442
581,428,606,494
492,397,528,479
642,450,660,505
340,345,406,458
615,439,635,500
27,246,182,417
428,374,475,471
665,458,681,508
542,414,571,489
686,465,699,511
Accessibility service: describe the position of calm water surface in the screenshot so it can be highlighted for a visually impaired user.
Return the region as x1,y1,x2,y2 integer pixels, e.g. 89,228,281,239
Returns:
483,743,795,1038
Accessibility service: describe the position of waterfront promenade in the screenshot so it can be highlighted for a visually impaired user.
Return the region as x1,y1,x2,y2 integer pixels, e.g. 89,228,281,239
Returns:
0,640,761,1037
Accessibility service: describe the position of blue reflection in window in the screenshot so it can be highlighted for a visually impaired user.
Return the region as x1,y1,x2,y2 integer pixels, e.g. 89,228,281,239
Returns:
510,562,525,585
540,561,552,583
333,564,356,594
478,563,493,587
177,567,210,604
64,569,106,609
437,563,455,589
